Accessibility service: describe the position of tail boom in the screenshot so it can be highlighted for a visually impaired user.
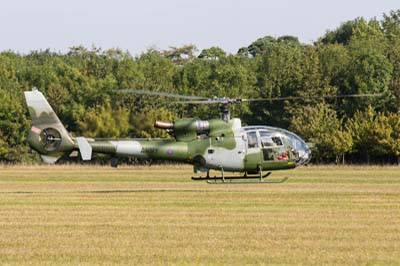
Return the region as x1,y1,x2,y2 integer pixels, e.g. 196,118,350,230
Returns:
24,88,189,164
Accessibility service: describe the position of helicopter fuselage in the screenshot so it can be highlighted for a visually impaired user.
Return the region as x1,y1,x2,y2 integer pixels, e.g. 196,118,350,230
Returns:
82,118,311,173
25,89,311,173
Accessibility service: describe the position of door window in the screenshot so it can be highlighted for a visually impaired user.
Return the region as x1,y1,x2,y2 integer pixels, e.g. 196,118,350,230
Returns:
259,131,285,161
259,131,274,147
262,148,275,161
259,131,283,147
247,131,258,148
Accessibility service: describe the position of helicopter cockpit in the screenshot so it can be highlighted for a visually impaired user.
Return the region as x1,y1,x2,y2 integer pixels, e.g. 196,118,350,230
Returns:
244,126,311,166
281,129,312,165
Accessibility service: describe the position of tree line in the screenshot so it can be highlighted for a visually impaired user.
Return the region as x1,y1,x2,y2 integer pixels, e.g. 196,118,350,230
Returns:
0,10,399,164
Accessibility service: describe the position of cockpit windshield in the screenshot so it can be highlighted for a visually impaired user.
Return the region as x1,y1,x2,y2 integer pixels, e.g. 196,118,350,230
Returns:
244,126,311,165
284,131,311,165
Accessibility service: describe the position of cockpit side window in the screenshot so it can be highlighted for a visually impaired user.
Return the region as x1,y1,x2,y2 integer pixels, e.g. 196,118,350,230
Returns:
259,131,283,147
259,131,274,147
247,131,258,148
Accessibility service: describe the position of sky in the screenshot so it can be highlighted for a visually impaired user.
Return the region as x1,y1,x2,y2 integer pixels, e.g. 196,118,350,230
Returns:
1,0,399,55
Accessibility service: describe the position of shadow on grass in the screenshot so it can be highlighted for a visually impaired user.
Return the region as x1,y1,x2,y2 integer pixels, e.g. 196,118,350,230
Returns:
0,189,216,194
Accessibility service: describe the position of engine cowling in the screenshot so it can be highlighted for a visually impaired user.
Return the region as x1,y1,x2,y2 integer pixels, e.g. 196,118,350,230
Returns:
155,118,210,141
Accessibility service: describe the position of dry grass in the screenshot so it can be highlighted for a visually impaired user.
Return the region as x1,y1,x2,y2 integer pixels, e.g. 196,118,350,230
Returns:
0,165,399,265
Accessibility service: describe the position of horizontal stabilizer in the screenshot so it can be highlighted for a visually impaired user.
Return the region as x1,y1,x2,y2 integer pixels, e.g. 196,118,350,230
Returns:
76,137,92,160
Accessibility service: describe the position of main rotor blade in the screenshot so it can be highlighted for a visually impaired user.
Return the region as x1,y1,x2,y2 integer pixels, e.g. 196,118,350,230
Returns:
171,98,243,105
243,93,384,102
116,87,383,103
115,88,209,100
170,100,217,104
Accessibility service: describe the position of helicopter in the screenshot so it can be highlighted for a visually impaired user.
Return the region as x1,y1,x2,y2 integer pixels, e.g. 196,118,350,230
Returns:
24,87,380,183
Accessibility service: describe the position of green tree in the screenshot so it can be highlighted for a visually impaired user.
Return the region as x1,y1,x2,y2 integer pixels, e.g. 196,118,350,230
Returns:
253,41,303,127
382,10,400,113
198,47,226,60
342,19,393,115
346,106,394,163
237,36,277,57
238,35,300,57
387,113,400,164
163,44,198,65
290,103,352,163
317,43,350,93
0,90,33,162
137,49,178,90
320,18,364,45
76,102,129,138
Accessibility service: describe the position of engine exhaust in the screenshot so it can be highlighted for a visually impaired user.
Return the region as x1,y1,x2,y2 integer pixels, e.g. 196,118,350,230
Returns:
154,120,174,129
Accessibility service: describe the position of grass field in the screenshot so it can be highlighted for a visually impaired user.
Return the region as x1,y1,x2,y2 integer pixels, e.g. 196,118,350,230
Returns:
0,165,399,265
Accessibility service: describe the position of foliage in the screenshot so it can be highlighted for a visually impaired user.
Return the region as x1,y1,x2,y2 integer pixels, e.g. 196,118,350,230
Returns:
346,106,399,163
130,107,177,138
198,46,226,60
0,90,34,162
290,103,352,163
75,101,129,138
387,113,400,161
163,44,198,65
320,18,365,45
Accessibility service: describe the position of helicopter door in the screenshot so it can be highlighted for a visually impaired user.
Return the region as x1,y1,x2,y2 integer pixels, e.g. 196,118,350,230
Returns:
246,131,259,150
259,131,285,161
206,131,246,171
243,131,261,169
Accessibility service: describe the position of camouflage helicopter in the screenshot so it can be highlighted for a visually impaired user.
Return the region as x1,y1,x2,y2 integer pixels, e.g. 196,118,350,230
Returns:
24,87,379,183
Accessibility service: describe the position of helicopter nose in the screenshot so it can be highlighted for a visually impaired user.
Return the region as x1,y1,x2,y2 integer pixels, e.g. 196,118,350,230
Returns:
290,140,311,166
283,131,312,166
296,142,313,165
298,148,312,165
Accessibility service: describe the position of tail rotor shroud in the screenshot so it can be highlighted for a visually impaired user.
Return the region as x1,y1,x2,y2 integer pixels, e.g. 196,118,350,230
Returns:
40,128,62,151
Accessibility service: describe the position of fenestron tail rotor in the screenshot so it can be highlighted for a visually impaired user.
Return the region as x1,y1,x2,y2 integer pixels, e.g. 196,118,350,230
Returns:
40,128,62,151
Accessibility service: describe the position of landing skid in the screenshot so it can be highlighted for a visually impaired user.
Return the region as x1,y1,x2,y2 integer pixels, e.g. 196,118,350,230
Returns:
192,169,288,184
206,176,288,184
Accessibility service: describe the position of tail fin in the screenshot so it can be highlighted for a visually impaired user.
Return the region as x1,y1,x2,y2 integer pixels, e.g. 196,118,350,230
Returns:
24,88,75,163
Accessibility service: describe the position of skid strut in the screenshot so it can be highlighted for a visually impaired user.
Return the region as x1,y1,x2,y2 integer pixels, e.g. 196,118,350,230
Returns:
191,167,288,184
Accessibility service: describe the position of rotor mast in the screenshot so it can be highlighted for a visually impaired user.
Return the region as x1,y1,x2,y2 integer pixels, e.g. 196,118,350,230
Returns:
219,104,230,122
